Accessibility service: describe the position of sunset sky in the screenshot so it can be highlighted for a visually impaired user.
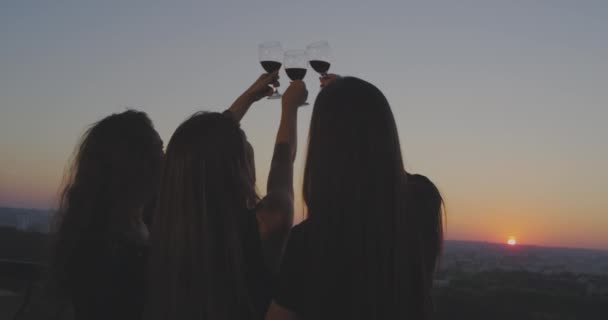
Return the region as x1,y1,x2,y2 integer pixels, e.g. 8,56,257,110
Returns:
1,1,607,250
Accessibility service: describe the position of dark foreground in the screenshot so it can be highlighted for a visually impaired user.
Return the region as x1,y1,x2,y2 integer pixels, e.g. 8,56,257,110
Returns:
434,270,608,320
1,221,608,319
3,270,607,319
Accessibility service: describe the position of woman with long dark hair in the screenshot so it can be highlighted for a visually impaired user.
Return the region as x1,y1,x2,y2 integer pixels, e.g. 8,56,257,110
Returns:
144,73,307,320
266,76,444,320
50,110,163,319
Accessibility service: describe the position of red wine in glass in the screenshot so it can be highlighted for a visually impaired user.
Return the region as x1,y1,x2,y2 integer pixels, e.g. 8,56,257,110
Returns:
259,41,283,99
309,60,330,75
306,41,332,79
261,61,282,73
285,68,307,81
283,50,309,106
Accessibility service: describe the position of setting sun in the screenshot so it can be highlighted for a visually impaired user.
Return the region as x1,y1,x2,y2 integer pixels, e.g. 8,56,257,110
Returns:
507,237,517,246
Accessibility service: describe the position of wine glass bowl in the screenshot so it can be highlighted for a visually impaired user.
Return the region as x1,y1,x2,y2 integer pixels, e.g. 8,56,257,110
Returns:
284,49,309,105
284,50,308,81
306,41,331,77
258,41,283,99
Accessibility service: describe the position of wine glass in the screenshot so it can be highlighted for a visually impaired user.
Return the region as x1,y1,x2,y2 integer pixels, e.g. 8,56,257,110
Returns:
306,41,331,78
258,41,283,99
284,49,309,106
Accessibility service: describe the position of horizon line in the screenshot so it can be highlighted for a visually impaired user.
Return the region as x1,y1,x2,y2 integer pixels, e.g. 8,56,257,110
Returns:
445,238,608,253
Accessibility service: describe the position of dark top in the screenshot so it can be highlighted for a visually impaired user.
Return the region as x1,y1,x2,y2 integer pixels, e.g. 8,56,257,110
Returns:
241,209,274,320
70,218,272,320
12,236,147,320
274,220,354,319
274,174,441,318
71,233,148,320
273,220,321,318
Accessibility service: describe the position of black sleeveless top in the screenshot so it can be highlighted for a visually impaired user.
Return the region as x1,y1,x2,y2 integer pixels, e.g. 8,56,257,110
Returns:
71,233,148,320
241,209,274,320
274,174,441,319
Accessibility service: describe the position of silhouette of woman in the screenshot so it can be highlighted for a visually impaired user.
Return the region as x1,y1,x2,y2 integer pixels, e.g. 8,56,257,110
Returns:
266,76,444,320
50,110,163,320
144,72,307,320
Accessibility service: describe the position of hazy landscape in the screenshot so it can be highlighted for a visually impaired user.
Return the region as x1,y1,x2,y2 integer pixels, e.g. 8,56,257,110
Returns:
435,241,608,319
1,207,607,319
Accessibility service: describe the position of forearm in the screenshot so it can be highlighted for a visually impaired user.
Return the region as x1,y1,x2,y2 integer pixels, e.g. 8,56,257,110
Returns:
275,105,298,161
261,106,298,269
267,106,298,195
227,92,255,122
258,83,304,273
259,143,295,272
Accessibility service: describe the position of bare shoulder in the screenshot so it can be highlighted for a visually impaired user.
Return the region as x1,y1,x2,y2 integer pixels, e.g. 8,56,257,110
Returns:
256,191,294,240
265,301,301,320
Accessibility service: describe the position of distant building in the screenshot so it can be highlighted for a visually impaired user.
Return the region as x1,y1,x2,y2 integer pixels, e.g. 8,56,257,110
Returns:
0,207,51,233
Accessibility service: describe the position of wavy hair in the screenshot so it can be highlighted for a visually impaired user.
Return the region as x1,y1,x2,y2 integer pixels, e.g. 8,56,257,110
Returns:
51,110,163,295
144,112,259,320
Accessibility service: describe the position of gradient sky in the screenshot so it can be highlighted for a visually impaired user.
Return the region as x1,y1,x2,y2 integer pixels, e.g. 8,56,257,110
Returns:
1,0,607,249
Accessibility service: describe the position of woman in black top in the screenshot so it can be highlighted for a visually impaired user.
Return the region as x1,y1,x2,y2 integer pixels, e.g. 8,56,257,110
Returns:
50,110,163,320
266,77,444,320
144,73,308,320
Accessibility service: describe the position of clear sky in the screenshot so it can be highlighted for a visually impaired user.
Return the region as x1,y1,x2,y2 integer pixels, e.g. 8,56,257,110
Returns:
1,0,607,250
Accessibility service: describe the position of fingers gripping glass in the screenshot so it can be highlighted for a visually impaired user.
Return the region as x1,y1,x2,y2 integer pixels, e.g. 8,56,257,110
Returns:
259,41,283,99
284,49,309,106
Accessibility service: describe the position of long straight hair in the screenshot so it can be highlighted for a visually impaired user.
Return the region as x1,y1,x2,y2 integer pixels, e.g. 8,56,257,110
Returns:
303,77,432,319
144,112,259,320
408,174,445,275
51,110,163,296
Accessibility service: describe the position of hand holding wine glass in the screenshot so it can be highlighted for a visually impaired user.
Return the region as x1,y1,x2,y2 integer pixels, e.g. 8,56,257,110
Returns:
227,71,281,122
259,41,284,99
244,71,280,102
320,73,340,88
282,81,308,110
284,49,309,106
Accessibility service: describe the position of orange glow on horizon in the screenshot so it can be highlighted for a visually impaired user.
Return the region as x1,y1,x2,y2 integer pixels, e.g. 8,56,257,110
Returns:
507,237,517,246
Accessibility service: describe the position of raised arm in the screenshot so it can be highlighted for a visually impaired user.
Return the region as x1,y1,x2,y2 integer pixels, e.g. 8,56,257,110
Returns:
256,81,308,272
227,71,280,122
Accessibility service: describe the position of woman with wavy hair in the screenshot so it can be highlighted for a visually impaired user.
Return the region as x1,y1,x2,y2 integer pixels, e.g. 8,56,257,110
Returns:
50,110,163,319
144,73,307,320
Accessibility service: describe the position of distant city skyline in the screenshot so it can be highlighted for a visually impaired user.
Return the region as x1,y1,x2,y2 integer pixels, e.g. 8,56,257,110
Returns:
1,1,607,250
